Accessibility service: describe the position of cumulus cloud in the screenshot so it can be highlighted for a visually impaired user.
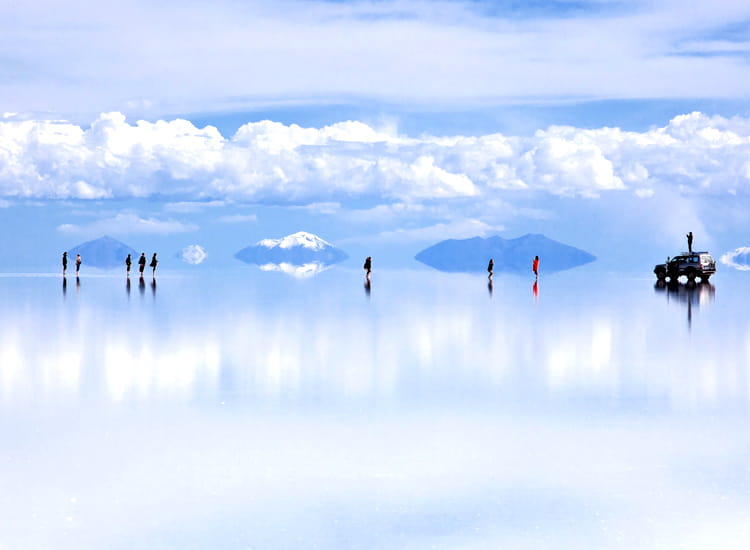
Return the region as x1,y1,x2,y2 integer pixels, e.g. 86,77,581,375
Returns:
2,111,750,204
720,247,750,271
181,244,207,265
57,212,198,235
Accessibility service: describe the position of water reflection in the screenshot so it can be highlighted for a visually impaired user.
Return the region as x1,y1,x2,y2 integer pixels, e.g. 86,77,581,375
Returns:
62,276,67,298
487,279,493,297
139,276,145,296
0,272,746,411
126,277,131,299
654,280,715,329
259,262,331,277
533,279,538,302
151,277,157,299
364,278,371,298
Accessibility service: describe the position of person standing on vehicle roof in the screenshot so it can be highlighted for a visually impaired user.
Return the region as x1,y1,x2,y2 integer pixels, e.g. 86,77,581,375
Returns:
687,231,693,254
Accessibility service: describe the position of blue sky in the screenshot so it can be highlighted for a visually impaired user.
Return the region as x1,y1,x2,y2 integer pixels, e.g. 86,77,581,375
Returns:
1,0,750,270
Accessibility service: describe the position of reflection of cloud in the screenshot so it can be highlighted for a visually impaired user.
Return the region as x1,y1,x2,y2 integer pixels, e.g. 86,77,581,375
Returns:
258,262,330,278
720,247,750,271
57,212,197,234
181,244,207,265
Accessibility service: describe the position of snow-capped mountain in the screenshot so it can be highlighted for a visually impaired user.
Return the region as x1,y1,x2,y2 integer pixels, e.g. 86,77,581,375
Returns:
235,231,348,267
415,234,596,274
67,236,138,269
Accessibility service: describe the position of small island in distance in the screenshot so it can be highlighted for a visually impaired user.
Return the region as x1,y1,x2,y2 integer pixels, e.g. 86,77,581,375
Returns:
415,234,596,274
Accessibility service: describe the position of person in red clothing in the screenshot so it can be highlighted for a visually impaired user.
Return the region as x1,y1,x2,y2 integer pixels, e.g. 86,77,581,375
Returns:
532,255,539,279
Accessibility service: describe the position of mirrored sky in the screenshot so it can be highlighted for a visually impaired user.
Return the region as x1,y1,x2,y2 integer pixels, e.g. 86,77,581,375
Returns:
1,268,749,549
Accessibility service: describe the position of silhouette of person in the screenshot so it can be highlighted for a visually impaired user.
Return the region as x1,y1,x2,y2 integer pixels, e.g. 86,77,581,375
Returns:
62,251,68,276
687,231,693,254
126,254,132,277
150,253,158,277
487,258,494,280
75,254,81,276
138,253,146,277
363,256,372,280
532,255,539,279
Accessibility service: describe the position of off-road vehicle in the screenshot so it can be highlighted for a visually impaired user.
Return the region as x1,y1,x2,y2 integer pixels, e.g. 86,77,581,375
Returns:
653,251,716,282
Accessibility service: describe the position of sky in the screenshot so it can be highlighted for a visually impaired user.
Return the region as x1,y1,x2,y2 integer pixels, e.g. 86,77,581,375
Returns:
2,0,750,271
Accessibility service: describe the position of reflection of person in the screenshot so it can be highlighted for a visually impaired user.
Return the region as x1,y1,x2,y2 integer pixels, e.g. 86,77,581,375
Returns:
488,279,493,297
150,253,158,277
62,251,68,276
75,254,82,276
126,254,132,277
687,231,693,254
139,275,145,295
151,277,157,297
364,278,371,298
487,258,494,279
532,255,539,278
62,276,67,297
126,277,131,298
363,256,372,280
533,279,538,301
138,253,146,277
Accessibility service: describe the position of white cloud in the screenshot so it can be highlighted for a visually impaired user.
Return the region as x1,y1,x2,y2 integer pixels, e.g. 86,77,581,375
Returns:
164,200,227,213
1,1,750,116
218,214,258,224
720,247,750,271
360,219,505,244
57,212,198,235
0,111,750,204
181,245,208,265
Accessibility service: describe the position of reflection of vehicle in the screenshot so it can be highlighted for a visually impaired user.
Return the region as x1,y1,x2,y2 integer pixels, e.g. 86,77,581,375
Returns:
653,252,716,282
654,279,715,329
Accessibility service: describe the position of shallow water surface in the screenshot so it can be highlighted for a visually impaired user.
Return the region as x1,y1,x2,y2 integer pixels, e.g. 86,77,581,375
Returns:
1,269,749,549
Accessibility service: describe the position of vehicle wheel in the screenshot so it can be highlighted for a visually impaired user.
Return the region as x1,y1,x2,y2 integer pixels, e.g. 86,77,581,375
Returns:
656,269,666,281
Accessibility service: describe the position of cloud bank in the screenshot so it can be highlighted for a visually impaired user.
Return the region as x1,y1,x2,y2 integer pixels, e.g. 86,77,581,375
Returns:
2,111,750,204
720,247,750,271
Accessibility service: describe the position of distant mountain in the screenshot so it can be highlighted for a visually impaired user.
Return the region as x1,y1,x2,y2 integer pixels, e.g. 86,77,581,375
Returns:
415,234,596,273
235,232,348,267
68,236,138,269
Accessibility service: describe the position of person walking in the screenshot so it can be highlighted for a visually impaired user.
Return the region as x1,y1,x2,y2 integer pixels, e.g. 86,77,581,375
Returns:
138,253,146,277
150,253,158,277
363,256,372,280
687,231,693,254
125,254,132,277
62,251,68,276
75,254,82,277
532,255,539,279
487,258,494,280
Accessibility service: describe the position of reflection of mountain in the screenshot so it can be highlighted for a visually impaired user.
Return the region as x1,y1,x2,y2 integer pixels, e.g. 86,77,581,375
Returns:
235,232,348,272
415,234,595,273
68,236,138,269
258,262,331,278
